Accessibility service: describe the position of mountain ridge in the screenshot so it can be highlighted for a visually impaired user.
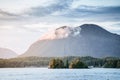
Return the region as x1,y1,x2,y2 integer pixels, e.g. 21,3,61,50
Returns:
21,24,120,57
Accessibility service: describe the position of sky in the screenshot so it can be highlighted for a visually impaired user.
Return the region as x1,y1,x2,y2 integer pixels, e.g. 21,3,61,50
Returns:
0,0,120,54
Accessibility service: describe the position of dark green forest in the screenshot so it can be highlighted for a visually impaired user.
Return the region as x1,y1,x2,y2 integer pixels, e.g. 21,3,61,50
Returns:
0,56,120,68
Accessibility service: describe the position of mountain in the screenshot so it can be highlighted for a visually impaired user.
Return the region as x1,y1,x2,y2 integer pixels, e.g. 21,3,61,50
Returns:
21,24,120,57
0,48,18,59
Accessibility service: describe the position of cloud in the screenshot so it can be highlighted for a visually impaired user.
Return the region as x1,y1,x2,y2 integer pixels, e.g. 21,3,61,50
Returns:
0,0,56,13
0,0,120,23
25,0,73,17
0,9,15,16
0,9,18,19
60,6,120,21
21,0,120,22
0,0,120,33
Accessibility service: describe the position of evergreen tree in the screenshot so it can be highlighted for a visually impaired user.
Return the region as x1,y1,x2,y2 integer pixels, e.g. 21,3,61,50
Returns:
117,60,120,68
49,59,64,68
69,58,88,68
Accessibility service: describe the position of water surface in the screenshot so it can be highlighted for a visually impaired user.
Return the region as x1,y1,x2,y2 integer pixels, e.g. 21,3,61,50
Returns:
0,68,120,80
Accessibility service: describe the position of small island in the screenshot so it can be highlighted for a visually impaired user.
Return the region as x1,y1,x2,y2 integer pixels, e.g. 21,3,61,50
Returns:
49,58,88,69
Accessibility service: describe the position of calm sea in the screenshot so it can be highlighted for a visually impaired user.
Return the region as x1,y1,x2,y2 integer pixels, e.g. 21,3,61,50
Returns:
0,68,120,80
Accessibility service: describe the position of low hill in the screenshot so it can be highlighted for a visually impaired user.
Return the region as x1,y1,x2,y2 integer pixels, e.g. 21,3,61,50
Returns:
0,48,17,59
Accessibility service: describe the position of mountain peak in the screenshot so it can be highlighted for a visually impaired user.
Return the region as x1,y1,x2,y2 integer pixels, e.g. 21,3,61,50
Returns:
80,24,99,27
80,24,111,36
40,24,113,40
56,26,68,30
80,24,104,30
40,26,81,40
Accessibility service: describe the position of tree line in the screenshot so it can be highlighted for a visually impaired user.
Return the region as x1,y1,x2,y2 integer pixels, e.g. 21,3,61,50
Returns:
0,56,119,68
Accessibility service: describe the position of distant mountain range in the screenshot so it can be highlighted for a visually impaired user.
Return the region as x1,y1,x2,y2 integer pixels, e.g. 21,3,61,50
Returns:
0,48,18,59
20,24,120,57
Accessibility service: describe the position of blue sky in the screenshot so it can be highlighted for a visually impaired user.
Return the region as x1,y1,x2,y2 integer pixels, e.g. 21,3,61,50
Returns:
0,0,120,54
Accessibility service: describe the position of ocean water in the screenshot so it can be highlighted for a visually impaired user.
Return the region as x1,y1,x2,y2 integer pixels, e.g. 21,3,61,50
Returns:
0,68,120,80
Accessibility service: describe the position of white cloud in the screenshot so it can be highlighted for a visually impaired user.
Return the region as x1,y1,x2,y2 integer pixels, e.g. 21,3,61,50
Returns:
0,25,16,31
23,22,73,33
70,0,120,9
0,0,55,13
